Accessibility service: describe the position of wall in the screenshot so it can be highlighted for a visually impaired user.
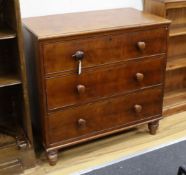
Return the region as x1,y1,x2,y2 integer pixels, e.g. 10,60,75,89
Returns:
20,0,143,18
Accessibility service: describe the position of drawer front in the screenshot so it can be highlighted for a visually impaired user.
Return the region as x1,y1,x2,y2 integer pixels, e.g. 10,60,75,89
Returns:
43,28,167,75
47,87,163,145
46,56,164,111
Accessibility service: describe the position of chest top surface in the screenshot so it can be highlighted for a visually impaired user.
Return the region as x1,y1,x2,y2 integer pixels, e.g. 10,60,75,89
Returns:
23,8,170,40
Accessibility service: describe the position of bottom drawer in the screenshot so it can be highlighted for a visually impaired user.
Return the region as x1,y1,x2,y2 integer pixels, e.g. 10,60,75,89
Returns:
47,86,163,146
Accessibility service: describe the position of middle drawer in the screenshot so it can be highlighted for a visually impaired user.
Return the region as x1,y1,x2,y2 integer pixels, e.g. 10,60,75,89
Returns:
46,56,164,111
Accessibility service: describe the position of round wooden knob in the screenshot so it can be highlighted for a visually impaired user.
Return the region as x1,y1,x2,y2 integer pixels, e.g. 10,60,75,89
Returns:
136,73,144,82
72,51,84,60
134,104,142,113
137,41,146,51
78,119,86,128
77,85,86,94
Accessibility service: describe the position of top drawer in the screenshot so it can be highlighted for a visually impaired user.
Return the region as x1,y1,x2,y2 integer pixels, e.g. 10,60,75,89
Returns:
42,28,167,75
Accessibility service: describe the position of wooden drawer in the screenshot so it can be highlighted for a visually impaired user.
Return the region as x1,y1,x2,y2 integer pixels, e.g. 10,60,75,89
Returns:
46,56,164,111
42,28,167,75
47,86,163,145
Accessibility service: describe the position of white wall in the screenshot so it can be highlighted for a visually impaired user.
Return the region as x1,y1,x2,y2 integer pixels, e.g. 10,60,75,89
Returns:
20,0,143,18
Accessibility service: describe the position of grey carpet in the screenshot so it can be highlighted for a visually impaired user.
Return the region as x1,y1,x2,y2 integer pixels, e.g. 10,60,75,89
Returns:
83,140,186,175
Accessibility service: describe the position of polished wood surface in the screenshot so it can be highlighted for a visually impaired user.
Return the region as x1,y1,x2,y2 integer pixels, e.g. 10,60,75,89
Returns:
167,54,186,71
165,68,186,92
165,1,186,9
47,87,162,146
144,0,186,116
25,112,186,175
168,35,186,57
0,75,21,88
145,0,186,9
144,0,166,17
0,28,16,40
0,0,36,173
156,0,186,2
23,8,170,165
167,8,186,26
23,8,170,40
164,88,186,115
46,57,164,110
170,24,186,37
42,28,167,75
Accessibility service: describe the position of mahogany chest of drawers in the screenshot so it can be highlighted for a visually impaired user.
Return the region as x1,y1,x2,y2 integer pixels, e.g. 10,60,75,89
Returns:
23,8,170,165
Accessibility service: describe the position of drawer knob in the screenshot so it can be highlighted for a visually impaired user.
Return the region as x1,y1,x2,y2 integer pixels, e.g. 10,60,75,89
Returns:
134,104,142,113
78,119,86,128
72,51,84,60
77,85,86,94
136,73,144,82
137,41,146,51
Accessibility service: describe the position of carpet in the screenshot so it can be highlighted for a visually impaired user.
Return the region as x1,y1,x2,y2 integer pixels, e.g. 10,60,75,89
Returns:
82,140,186,175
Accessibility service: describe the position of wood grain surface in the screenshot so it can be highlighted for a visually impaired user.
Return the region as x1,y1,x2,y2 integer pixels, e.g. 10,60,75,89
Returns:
46,57,164,111
23,8,170,39
23,8,169,165
24,112,186,175
42,28,166,75
144,0,186,116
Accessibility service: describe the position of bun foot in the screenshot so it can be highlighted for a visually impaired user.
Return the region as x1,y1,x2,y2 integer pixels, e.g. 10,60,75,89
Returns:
148,121,159,135
47,150,58,166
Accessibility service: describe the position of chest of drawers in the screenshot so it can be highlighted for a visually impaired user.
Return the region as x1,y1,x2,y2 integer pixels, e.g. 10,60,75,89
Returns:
23,8,170,165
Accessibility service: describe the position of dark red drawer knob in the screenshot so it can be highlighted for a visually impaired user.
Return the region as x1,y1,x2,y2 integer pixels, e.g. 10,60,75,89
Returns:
78,119,87,128
136,73,144,82
72,51,84,60
137,41,146,51
77,85,86,94
134,104,142,113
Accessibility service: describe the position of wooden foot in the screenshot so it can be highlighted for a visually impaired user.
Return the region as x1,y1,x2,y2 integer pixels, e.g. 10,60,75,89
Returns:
148,121,159,135
47,150,58,166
